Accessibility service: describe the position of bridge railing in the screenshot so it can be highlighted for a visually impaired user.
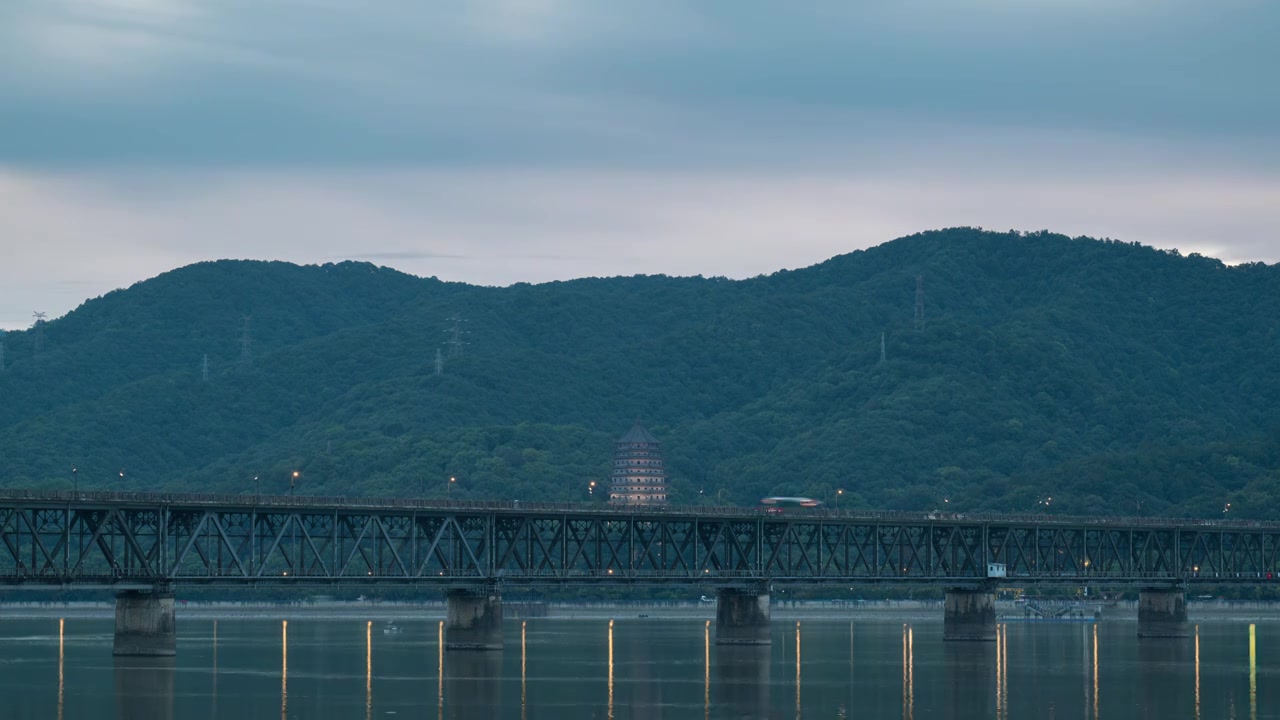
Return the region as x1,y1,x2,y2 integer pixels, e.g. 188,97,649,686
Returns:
1,488,1278,531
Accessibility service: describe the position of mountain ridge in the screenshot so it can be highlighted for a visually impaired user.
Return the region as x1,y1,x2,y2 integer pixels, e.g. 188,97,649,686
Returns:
2,228,1277,519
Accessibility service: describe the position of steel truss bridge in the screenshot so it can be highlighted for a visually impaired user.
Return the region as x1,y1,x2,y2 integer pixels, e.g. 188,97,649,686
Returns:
1,490,1278,589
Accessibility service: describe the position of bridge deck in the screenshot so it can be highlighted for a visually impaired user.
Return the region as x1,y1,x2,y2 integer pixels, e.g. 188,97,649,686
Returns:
1,490,1276,588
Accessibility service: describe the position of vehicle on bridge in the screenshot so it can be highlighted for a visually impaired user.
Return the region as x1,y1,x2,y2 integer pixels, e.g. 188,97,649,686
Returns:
760,496,823,513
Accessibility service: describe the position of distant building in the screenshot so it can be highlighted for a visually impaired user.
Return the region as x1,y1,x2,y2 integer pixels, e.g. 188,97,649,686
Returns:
609,420,668,505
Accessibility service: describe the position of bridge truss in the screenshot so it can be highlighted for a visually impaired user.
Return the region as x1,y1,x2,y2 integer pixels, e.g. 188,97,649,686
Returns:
1,492,1278,587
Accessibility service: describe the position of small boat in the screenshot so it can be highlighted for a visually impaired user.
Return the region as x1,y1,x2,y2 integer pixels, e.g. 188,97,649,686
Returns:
383,622,402,635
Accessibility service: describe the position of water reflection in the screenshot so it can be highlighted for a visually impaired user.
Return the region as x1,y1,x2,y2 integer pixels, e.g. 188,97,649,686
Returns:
522,621,528,720
796,621,803,719
608,619,614,720
212,620,219,720
1194,626,1200,720
1092,624,1099,720
704,621,710,720
365,621,373,720
1249,623,1257,720
713,642,771,717
444,648,503,719
437,621,444,720
280,620,288,720
114,655,175,720
57,618,64,720
943,633,995,720
902,624,914,720
10,617,1277,720
1138,631,1189,720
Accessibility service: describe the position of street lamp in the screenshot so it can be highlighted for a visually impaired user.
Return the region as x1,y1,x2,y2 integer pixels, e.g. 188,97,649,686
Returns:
1223,502,1231,514
253,476,260,503
589,481,596,497
72,467,78,494
836,489,843,509
448,476,456,496
291,471,299,497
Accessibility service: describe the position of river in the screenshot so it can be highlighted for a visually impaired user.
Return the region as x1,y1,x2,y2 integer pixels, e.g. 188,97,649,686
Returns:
0,616,1274,718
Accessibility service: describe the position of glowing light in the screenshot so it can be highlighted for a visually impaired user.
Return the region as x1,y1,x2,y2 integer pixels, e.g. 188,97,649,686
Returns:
996,622,1003,720
1194,625,1201,720
281,621,288,720
902,623,914,720
608,620,615,720
796,621,803,719
522,621,528,720
57,618,64,720
1250,623,1257,720
366,621,373,720
704,620,710,720
437,621,444,720
1092,623,1098,720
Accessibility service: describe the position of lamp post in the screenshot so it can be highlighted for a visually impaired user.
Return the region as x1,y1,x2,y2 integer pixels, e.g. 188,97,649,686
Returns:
72,467,78,495
448,476,456,496
716,488,727,507
589,481,596,498
836,489,843,509
290,471,299,497
253,476,260,503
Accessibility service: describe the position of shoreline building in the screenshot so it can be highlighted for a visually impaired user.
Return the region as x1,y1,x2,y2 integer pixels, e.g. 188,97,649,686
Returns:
609,420,668,505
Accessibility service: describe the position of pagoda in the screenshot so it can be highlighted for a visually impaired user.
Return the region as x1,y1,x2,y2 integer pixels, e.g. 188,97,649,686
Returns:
608,420,668,505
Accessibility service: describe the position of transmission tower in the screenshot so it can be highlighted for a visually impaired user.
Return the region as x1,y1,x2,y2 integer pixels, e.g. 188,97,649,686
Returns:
239,316,252,365
31,310,46,356
434,347,444,375
913,276,925,331
444,316,469,359
202,354,210,382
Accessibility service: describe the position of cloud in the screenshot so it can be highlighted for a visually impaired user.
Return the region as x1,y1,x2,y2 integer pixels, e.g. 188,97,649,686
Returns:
0,1,1276,328
2,162,1277,328
0,1,1275,167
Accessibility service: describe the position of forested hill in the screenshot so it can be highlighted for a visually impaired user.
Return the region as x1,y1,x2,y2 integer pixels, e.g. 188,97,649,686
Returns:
2,228,1279,519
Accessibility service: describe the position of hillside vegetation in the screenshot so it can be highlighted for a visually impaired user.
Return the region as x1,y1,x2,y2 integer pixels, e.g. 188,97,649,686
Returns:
2,228,1278,519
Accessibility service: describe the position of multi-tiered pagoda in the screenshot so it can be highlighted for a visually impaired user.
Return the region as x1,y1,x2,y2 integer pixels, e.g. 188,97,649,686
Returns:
608,420,668,505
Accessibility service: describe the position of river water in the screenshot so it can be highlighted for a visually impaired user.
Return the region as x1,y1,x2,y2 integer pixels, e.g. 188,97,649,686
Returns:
0,616,1274,719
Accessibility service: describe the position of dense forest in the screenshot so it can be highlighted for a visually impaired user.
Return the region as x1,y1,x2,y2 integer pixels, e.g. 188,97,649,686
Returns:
2,228,1278,520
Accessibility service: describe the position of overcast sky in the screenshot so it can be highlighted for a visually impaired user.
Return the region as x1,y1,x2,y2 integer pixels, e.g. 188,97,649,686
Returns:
1,1,1277,329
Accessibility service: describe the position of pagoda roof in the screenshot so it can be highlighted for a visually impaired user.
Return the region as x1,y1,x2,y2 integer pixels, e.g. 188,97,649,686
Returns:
618,420,659,445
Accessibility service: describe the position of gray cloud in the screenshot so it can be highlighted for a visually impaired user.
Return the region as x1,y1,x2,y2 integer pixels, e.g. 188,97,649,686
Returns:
0,1,1276,328
0,1,1275,168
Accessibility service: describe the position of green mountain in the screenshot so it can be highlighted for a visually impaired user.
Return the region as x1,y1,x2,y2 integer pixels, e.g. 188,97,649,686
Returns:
2,228,1278,518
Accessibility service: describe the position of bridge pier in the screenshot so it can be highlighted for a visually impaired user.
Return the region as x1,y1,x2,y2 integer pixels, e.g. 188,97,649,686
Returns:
715,587,771,645
943,588,996,641
445,589,504,650
1137,588,1188,638
113,588,177,657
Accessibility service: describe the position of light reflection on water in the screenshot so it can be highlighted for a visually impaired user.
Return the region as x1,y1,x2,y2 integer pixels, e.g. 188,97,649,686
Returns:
0,617,1277,719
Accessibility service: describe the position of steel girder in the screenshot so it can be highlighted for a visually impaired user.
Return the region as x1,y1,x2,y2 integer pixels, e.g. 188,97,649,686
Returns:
1,499,1279,587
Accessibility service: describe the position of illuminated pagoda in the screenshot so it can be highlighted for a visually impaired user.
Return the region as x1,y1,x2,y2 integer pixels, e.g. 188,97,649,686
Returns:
608,420,668,505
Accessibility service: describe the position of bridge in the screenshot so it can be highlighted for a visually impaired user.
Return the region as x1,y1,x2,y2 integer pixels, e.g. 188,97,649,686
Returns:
2,489,1277,653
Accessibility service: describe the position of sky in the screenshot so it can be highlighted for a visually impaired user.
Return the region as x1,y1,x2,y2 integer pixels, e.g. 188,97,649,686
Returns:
1,1,1277,330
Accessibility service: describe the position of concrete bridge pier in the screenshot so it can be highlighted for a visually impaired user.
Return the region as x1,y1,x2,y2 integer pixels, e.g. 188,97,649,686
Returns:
445,588,504,650
943,587,997,641
113,588,177,657
1137,588,1188,638
715,587,771,645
